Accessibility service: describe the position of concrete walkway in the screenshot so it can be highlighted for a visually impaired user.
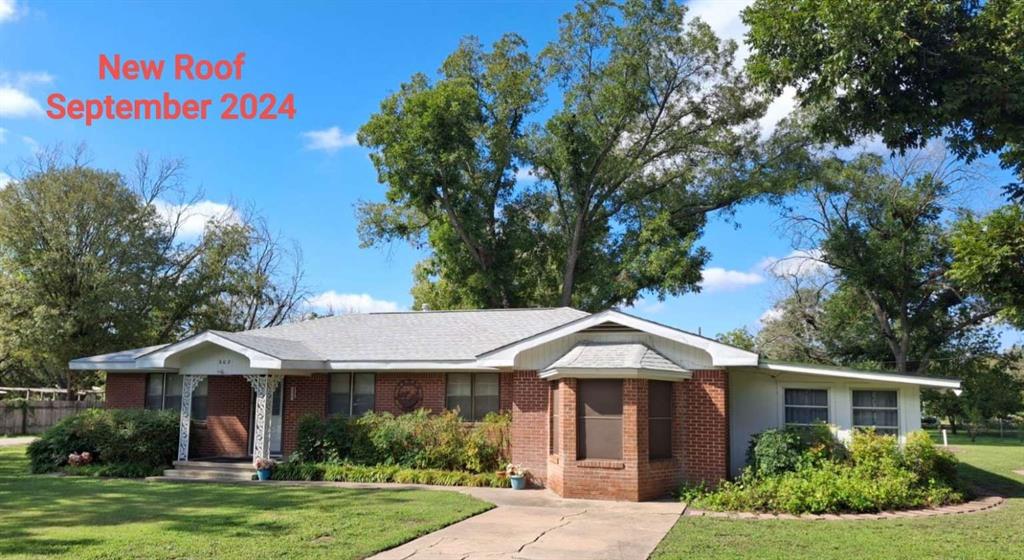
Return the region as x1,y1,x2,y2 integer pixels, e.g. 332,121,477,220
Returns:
0,436,36,447
370,487,684,560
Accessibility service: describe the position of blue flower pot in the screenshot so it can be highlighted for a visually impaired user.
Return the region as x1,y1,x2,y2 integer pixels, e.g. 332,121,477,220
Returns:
256,468,272,481
510,475,526,490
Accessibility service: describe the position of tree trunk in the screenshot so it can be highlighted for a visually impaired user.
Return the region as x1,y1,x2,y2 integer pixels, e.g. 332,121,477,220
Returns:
558,213,587,307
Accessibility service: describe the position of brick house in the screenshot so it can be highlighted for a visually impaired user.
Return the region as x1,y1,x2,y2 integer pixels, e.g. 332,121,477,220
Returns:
71,308,960,501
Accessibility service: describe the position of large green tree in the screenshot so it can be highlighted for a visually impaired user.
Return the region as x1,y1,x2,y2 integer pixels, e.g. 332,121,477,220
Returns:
949,204,1024,329
359,0,810,311
0,153,305,389
358,34,544,309
743,0,1024,200
781,153,999,373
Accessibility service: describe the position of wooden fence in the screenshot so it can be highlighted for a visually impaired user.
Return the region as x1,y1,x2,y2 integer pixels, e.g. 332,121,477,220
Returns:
0,400,101,435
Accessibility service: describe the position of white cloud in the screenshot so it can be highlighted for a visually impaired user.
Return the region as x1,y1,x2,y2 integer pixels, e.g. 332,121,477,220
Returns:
758,249,830,279
152,199,240,238
687,0,795,136
700,267,765,292
514,166,538,182
0,86,44,118
0,171,12,190
0,0,21,23
21,134,38,152
687,0,756,65
302,126,358,153
308,291,401,314
758,306,784,326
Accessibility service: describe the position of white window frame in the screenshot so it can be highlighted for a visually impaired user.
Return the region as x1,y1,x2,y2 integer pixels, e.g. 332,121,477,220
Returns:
851,387,901,435
146,373,207,421
778,383,832,428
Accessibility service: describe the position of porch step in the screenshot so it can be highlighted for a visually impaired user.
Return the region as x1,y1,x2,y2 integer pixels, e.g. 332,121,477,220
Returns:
173,460,252,471
151,459,257,482
158,469,256,482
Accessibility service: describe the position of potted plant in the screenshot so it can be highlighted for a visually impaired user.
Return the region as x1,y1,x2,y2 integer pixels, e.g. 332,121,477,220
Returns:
505,463,527,490
254,458,276,481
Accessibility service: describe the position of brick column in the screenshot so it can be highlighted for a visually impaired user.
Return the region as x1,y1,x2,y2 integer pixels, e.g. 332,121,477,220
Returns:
680,369,729,485
510,370,548,485
281,374,328,456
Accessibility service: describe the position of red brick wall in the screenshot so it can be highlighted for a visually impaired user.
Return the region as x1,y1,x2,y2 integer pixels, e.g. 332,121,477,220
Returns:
554,378,647,501
281,374,328,456
196,376,251,458
499,372,513,412
374,373,446,415
511,370,549,485
680,369,729,485
104,373,147,409
640,381,688,500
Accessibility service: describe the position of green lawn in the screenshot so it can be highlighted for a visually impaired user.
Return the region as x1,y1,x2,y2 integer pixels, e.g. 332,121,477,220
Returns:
0,446,492,559
652,432,1024,560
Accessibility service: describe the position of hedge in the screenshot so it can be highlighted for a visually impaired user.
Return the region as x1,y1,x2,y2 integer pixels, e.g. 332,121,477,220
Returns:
27,408,179,475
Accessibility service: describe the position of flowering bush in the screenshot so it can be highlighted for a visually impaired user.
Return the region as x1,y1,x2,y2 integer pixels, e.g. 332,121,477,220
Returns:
254,457,276,470
67,451,93,467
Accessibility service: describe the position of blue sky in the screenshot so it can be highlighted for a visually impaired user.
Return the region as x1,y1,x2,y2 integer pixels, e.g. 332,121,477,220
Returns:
1,0,1020,347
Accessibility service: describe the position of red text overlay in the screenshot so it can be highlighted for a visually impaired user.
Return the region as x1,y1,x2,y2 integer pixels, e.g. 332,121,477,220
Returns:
46,53,296,125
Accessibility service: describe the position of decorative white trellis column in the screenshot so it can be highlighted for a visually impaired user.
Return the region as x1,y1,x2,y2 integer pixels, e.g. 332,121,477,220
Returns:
177,374,205,461
244,374,283,464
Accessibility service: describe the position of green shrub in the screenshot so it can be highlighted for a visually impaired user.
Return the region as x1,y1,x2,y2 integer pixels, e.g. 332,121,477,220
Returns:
902,430,958,484
849,428,901,474
747,429,804,476
27,408,179,474
292,409,510,474
689,428,964,514
271,461,508,488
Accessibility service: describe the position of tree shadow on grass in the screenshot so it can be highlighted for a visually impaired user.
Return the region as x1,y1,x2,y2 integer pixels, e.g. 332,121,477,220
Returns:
0,473,480,557
957,462,1024,499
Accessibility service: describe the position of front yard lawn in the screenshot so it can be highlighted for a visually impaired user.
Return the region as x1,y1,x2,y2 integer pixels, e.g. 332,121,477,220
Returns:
0,445,492,559
652,432,1024,560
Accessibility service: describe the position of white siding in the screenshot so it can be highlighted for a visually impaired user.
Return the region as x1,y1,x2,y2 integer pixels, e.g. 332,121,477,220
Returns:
513,331,714,371
728,368,923,476
174,343,267,376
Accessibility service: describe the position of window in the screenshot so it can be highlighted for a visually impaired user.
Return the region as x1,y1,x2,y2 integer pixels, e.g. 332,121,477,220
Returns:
648,380,673,459
784,388,829,426
852,390,899,435
577,379,623,460
328,373,376,416
145,373,207,421
550,381,560,455
446,373,500,421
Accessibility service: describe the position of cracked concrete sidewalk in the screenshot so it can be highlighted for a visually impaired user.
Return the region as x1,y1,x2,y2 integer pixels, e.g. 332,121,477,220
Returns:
369,487,684,560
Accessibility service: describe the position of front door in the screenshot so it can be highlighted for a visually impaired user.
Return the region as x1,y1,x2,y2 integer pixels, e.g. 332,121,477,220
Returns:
250,382,284,457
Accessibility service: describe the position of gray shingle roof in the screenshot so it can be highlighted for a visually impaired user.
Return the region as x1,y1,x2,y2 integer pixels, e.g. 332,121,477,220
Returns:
545,341,688,373
211,307,590,362
71,344,170,365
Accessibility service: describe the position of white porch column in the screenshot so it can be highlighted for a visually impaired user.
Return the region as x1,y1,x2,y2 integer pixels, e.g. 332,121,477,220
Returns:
177,374,205,462
244,374,283,463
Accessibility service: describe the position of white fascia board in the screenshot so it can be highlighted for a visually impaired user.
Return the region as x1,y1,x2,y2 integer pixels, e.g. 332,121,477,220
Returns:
135,332,283,370
326,360,501,372
539,367,693,382
68,360,176,372
757,362,962,389
477,309,759,367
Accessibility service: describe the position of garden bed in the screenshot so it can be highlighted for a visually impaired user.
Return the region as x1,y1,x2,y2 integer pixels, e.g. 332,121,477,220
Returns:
680,427,966,515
